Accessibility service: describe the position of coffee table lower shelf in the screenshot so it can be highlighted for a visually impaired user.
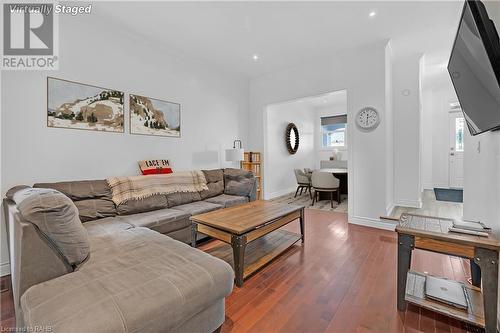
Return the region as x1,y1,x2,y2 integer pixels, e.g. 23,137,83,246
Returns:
405,270,485,328
205,229,302,281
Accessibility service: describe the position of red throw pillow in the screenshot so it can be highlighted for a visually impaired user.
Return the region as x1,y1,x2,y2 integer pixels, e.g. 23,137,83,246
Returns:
138,159,173,175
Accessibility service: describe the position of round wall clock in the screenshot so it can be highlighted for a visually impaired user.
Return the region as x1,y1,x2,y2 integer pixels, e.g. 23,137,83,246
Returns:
355,107,381,131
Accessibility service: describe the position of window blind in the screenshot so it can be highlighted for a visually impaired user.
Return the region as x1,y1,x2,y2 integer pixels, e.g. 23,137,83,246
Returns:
321,115,347,126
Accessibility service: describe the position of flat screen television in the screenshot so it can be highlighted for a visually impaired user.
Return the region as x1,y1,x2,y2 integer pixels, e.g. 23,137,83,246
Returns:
448,0,500,135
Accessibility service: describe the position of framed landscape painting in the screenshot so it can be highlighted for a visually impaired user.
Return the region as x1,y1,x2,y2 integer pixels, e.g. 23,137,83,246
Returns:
129,94,181,137
47,77,124,133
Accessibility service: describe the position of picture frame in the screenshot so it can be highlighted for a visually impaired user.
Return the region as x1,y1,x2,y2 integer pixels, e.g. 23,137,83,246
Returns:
129,94,181,138
47,77,124,133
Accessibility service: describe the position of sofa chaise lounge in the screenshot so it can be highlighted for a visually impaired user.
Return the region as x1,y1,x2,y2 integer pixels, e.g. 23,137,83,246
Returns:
3,168,257,332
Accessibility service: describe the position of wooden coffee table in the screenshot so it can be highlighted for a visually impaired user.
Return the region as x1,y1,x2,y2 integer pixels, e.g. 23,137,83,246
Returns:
190,200,305,287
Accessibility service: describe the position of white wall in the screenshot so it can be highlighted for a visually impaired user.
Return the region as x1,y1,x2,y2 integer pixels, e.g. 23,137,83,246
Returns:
264,101,315,198
0,12,249,275
393,54,423,208
463,131,500,225
385,43,395,214
249,41,392,228
421,86,434,190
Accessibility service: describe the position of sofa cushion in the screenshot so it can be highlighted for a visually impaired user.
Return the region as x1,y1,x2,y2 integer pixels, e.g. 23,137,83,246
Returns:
83,217,133,240
10,187,90,267
205,194,248,208
172,201,223,216
223,168,253,178
74,199,117,222
200,182,224,200
33,180,118,221
33,180,112,201
21,227,234,333
203,169,224,183
224,174,255,197
119,208,191,235
199,169,224,200
166,191,202,208
116,194,169,215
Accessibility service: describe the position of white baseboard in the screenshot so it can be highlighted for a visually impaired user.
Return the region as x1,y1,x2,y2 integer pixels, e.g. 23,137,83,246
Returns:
424,183,451,190
394,198,422,209
349,215,396,231
432,183,449,189
0,262,10,277
264,187,296,200
423,182,434,190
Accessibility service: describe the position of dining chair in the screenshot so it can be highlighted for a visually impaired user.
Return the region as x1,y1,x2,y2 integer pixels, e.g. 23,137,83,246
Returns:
311,171,340,208
294,169,312,198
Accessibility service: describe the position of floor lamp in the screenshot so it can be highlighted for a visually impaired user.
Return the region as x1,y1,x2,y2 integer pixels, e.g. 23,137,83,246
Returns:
225,140,244,168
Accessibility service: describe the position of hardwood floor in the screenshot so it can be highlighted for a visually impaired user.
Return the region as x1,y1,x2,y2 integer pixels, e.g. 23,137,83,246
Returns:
1,209,476,332
391,190,463,221
202,209,473,333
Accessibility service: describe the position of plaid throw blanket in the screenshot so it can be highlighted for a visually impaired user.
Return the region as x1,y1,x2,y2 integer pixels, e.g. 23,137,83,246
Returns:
107,171,208,205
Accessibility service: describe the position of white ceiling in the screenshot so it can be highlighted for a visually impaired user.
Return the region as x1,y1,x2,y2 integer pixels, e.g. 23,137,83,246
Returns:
269,89,347,110
94,1,464,79
304,90,347,109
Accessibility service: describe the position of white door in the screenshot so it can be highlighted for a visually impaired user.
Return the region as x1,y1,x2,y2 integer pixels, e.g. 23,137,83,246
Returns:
449,113,465,188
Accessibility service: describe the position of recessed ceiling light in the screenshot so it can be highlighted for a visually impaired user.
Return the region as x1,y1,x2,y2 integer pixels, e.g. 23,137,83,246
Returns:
369,11,376,17
252,54,259,61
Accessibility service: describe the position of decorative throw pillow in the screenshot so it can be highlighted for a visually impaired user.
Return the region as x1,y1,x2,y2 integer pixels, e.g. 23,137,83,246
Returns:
10,187,90,267
200,169,224,199
138,159,173,175
224,168,253,178
224,174,255,198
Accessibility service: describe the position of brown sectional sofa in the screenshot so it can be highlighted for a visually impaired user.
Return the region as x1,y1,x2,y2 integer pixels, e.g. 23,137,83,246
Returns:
4,168,257,333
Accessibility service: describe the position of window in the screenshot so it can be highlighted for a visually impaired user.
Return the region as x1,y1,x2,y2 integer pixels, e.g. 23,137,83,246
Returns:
321,115,347,148
455,117,465,152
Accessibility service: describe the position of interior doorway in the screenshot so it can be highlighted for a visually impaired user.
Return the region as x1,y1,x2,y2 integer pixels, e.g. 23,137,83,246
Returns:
262,89,350,213
448,112,465,189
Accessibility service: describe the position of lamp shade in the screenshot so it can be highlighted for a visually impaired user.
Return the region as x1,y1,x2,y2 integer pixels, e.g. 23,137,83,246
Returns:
225,148,244,162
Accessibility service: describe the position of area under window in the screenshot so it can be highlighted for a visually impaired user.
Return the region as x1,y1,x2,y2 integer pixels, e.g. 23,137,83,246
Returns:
321,115,347,148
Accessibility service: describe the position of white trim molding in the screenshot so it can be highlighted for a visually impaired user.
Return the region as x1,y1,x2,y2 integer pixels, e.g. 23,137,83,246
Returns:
394,198,422,209
0,262,10,277
431,183,449,189
423,182,435,190
349,215,396,231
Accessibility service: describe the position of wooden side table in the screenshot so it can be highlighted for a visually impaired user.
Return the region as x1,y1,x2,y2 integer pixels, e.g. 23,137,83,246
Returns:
396,213,500,333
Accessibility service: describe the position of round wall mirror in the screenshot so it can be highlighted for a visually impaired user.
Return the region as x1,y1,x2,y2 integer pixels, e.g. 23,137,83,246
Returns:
285,123,300,154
